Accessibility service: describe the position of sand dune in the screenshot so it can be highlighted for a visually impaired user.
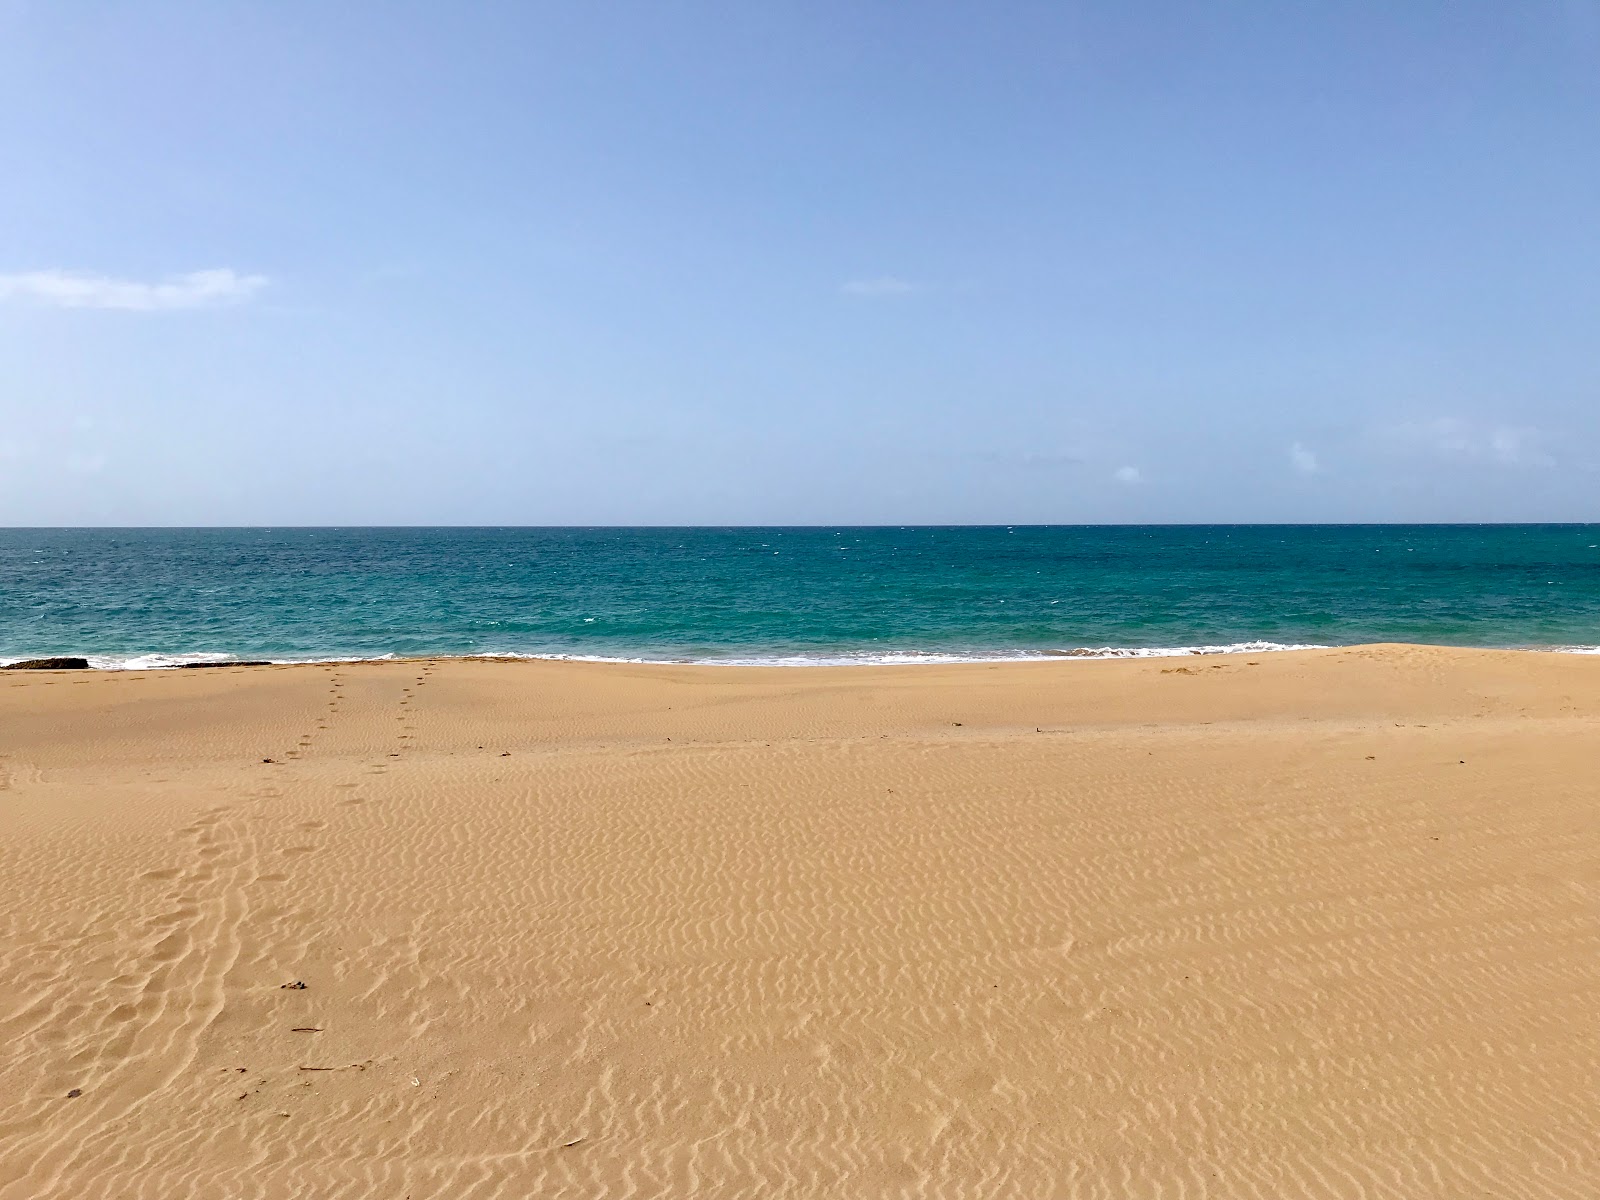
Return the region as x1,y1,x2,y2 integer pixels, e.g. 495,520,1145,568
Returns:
1,646,1596,1198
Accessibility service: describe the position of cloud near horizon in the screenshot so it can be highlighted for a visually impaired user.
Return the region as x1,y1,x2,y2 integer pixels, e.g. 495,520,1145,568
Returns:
1290,442,1320,474
0,268,268,311
1381,418,1553,468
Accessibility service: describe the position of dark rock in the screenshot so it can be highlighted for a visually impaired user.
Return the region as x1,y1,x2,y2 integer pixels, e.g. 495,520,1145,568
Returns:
66,1088,82,1098
4,657,90,670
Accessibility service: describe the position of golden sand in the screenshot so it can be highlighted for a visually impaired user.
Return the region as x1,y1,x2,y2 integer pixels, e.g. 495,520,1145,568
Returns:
1,646,1596,1198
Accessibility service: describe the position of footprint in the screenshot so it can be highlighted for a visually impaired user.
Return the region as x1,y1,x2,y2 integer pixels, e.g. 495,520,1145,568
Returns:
140,867,181,882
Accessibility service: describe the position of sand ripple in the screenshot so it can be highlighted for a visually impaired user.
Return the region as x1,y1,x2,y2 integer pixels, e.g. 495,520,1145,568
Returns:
1,648,1596,1197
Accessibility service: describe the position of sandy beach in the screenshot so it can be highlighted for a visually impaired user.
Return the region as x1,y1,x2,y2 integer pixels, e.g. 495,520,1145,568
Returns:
1,645,1595,1198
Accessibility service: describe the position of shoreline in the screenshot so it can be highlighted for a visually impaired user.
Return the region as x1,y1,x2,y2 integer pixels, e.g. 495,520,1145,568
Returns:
6,636,1600,671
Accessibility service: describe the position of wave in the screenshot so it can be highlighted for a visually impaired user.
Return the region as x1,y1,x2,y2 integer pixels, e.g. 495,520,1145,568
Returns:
5,641,1323,669
584,640,1334,666
9,641,1600,671
1,651,399,671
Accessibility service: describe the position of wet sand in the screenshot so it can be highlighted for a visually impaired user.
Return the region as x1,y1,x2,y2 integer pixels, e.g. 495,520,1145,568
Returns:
1,645,1596,1198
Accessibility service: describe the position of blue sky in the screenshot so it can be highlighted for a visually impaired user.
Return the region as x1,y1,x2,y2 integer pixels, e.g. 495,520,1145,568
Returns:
2,1,1598,524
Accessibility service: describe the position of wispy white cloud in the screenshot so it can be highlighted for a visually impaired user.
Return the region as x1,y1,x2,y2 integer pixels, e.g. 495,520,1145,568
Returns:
1114,465,1143,484
1484,426,1549,466
1290,442,1320,474
1382,417,1553,468
0,268,268,311
1015,449,1085,468
841,276,916,297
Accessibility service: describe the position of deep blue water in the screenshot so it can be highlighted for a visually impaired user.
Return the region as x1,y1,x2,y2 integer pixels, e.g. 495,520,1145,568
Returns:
2,526,1598,667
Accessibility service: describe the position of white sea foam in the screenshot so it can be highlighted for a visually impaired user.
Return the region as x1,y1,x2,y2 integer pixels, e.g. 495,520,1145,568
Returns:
0,651,400,671
10,644,1325,670
90,651,237,671
426,641,1330,667
8,642,1600,670
0,651,243,670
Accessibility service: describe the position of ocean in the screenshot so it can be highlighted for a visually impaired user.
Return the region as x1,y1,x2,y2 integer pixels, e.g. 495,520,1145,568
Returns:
2,525,1598,668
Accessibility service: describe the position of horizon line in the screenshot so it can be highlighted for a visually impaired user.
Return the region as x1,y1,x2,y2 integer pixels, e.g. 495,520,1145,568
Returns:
4,521,1599,532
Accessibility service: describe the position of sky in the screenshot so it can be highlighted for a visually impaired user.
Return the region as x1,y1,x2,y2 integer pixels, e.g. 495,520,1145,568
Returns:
2,1,1598,525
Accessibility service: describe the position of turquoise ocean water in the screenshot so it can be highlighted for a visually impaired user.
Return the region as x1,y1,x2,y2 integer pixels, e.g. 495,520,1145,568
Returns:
2,526,1598,668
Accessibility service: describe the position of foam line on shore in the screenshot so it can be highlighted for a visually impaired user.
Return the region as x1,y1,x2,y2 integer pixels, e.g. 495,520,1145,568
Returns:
7,640,1600,670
